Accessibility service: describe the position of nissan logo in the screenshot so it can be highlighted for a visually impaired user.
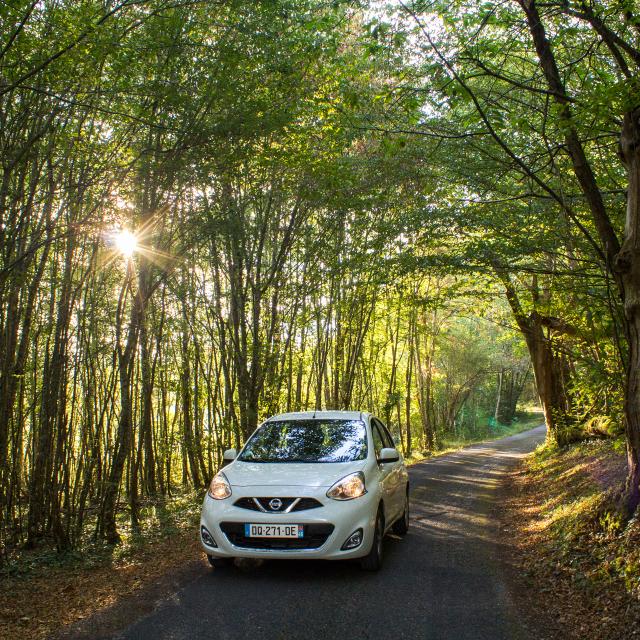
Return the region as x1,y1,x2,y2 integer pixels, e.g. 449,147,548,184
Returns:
269,498,283,511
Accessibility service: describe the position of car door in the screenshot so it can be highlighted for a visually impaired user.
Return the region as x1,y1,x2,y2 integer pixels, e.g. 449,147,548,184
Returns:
374,418,404,519
371,419,395,525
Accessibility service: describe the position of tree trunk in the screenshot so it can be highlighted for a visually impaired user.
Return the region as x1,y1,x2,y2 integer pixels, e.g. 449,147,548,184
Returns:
497,271,574,445
138,289,156,496
181,295,202,487
405,310,415,457
616,107,640,512
100,263,139,544
519,0,640,511
494,369,504,425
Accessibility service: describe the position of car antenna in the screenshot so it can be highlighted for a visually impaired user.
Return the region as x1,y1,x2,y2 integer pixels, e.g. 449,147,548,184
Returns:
312,410,316,419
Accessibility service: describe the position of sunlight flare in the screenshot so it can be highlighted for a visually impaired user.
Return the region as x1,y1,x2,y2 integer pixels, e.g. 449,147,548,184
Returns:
113,229,138,257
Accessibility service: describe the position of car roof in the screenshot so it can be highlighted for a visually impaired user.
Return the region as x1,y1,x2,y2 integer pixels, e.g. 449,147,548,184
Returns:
265,410,370,423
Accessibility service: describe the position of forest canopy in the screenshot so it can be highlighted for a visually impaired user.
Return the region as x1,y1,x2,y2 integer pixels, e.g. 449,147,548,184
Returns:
1,0,639,555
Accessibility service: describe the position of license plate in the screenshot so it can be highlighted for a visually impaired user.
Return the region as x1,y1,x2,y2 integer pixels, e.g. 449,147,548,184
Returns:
244,524,303,538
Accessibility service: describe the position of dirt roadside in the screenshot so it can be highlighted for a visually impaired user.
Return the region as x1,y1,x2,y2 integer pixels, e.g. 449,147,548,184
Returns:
1,528,209,640
499,439,640,640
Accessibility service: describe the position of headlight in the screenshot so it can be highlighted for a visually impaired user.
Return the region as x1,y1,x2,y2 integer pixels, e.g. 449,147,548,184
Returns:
326,471,367,500
208,472,232,500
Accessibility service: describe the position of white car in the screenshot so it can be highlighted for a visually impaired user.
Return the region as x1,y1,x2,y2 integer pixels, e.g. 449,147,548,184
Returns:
200,410,409,571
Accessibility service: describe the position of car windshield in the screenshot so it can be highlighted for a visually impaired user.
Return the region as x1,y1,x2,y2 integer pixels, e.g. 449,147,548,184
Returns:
238,419,368,463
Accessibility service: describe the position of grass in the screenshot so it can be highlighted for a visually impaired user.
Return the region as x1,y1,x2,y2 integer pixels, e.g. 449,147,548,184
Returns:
504,435,640,639
527,438,639,591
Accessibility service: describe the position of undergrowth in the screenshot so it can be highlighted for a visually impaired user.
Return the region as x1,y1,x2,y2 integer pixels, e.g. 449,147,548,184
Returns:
1,490,203,579
526,437,640,600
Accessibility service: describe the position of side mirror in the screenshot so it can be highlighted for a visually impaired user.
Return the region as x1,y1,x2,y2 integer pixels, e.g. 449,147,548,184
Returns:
223,448,237,461
378,447,400,463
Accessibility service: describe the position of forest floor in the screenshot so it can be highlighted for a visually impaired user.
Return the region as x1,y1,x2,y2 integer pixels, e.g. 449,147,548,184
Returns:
0,413,542,640
0,493,204,640
503,437,640,639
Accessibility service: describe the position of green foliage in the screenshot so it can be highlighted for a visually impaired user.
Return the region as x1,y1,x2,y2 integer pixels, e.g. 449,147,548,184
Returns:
3,0,636,560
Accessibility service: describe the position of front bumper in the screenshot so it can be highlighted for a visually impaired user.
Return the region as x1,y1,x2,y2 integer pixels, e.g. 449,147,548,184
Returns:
200,485,378,560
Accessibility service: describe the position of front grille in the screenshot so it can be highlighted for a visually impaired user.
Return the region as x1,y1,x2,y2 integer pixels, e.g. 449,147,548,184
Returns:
233,497,323,513
220,522,334,550
290,498,322,512
234,497,262,511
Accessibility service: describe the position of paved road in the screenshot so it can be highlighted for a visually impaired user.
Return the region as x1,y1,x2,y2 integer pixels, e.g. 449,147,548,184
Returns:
78,426,547,640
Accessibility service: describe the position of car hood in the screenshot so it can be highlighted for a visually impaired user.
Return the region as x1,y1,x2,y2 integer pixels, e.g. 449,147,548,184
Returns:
224,460,366,488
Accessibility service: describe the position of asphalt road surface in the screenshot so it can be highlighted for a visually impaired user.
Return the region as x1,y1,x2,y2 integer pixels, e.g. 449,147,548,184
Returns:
70,426,547,640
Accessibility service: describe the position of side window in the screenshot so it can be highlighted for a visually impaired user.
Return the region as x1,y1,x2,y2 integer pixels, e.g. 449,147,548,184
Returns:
371,421,385,457
374,418,395,449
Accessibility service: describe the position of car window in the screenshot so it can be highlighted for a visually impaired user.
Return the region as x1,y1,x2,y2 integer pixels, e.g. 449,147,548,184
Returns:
238,419,367,463
371,422,386,457
377,420,396,449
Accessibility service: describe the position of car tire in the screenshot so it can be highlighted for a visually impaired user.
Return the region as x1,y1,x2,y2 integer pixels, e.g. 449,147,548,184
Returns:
360,508,384,571
207,555,231,569
392,492,409,535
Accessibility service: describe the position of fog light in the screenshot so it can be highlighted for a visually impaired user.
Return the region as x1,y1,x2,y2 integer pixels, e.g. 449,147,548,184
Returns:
341,528,363,550
201,525,217,548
